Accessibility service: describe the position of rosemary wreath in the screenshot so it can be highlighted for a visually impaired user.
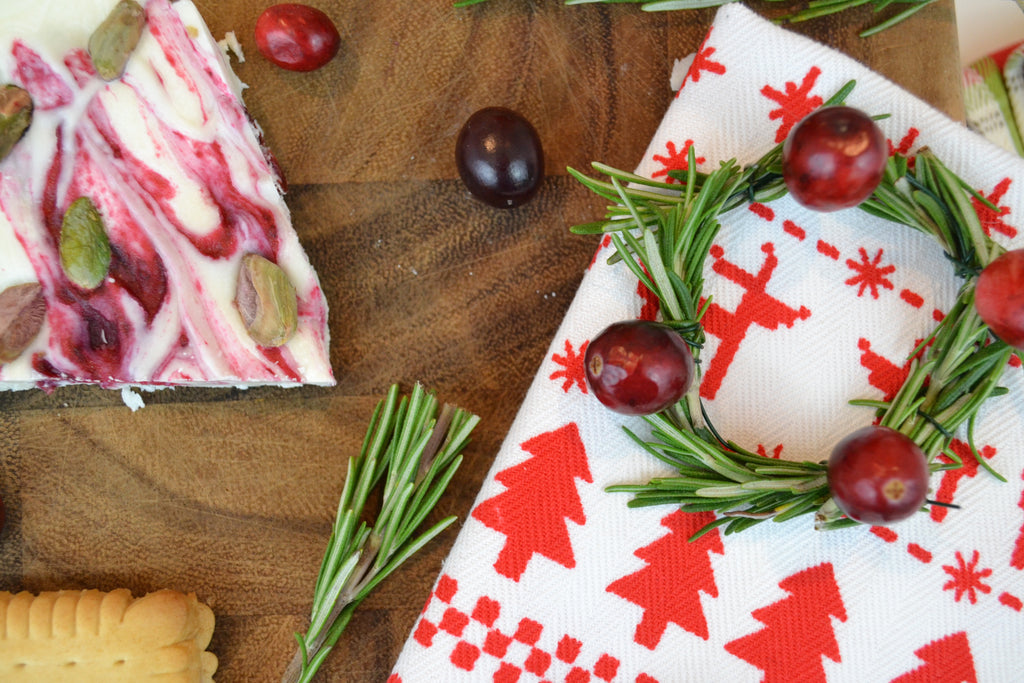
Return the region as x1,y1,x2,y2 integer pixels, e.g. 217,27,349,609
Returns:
569,82,1016,538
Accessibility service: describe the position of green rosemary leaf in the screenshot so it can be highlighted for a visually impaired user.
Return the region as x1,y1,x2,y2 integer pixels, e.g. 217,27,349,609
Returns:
967,414,1008,482
823,79,858,106
859,0,937,38
688,516,732,542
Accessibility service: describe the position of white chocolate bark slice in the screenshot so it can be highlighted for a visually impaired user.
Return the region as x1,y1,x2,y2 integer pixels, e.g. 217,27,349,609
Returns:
0,0,333,389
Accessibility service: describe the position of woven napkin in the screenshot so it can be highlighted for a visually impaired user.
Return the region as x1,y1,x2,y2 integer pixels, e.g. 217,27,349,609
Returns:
391,5,1024,681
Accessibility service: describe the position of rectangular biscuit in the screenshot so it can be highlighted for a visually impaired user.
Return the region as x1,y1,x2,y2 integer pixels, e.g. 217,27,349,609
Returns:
0,589,217,682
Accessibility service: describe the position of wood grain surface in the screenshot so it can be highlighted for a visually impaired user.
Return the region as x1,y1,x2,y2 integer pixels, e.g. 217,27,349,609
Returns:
0,1,963,681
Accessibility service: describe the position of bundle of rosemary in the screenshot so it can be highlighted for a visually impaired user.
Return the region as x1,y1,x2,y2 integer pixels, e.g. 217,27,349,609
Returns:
282,384,479,683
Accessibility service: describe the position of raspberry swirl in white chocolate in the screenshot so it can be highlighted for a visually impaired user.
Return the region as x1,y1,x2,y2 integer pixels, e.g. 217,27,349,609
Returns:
0,0,333,389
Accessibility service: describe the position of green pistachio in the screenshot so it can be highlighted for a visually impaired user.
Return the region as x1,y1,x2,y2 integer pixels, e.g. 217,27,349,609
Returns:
0,282,46,363
88,0,147,81
235,253,298,347
0,85,33,163
60,197,112,290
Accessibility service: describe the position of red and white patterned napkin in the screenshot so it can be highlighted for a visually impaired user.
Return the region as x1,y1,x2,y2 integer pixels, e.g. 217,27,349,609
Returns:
391,5,1024,681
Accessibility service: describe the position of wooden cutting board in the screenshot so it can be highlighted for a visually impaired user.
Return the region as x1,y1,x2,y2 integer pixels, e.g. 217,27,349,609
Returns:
0,1,963,680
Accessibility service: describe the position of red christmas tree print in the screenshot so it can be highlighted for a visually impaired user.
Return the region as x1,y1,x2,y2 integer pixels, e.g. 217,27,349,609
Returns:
652,140,706,183
846,247,895,298
472,423,593,581
700,243,811,399
681,27,726,90
724,563,847,683
931,440,996,522
942,550,993,604
606,510,724,647
973,178,1016,239
1013,468,1024,570
550,339,588,394
761,66,823,143
890,632,978,683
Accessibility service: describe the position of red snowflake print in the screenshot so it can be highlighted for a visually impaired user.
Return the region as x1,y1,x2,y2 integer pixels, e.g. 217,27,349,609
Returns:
761,66,823,143
652,140,706,183
681,26,726,91
757,444,783,459
973,178,1017,239
942,550,993,604
550,339,588,394
845,247,895,298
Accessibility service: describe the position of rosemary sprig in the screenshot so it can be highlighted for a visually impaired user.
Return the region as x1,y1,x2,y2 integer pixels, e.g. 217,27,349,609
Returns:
282,384,480,683
572,89,1013,536
454,0,938,37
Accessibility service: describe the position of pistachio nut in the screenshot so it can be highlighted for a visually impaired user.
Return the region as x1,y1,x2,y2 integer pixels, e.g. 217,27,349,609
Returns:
0,282,46,363
88,0,147,81
0,85,33,163
235,253,298,347
60,197,112,290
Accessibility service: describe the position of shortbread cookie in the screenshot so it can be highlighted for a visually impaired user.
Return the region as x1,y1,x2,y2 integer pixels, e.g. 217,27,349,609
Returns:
0,588,217,681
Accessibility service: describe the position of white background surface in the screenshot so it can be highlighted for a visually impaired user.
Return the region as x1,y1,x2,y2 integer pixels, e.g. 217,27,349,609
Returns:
956,0,1024,64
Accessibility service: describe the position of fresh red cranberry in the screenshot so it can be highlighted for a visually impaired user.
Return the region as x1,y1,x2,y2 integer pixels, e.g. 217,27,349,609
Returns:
782,106,887,211
584,320,694,415
254,4,340,72
975,249,1024,349
455,107,544,208
827,425,929,525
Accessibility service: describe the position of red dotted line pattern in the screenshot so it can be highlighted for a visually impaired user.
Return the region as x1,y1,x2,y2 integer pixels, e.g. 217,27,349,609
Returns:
869,526,1021,612
748,202,927,309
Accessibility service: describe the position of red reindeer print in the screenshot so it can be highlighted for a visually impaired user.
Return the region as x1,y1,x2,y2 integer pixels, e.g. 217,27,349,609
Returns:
888,127,920,157
973,178,1017,239
846,247,895,298
857,337,927,402
700,243,811,399
942,550,993,604
931,440,997,522
681,26,726,91
549,339,588,394
761,66,823,143
652,140,706,183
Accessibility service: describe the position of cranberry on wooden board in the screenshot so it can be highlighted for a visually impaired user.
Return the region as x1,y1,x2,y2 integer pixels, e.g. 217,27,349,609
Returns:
975,248,1024,349
782,106,887,212
827,425,930,525
254,4,340,72
455,107,544,208
584,320,694,415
